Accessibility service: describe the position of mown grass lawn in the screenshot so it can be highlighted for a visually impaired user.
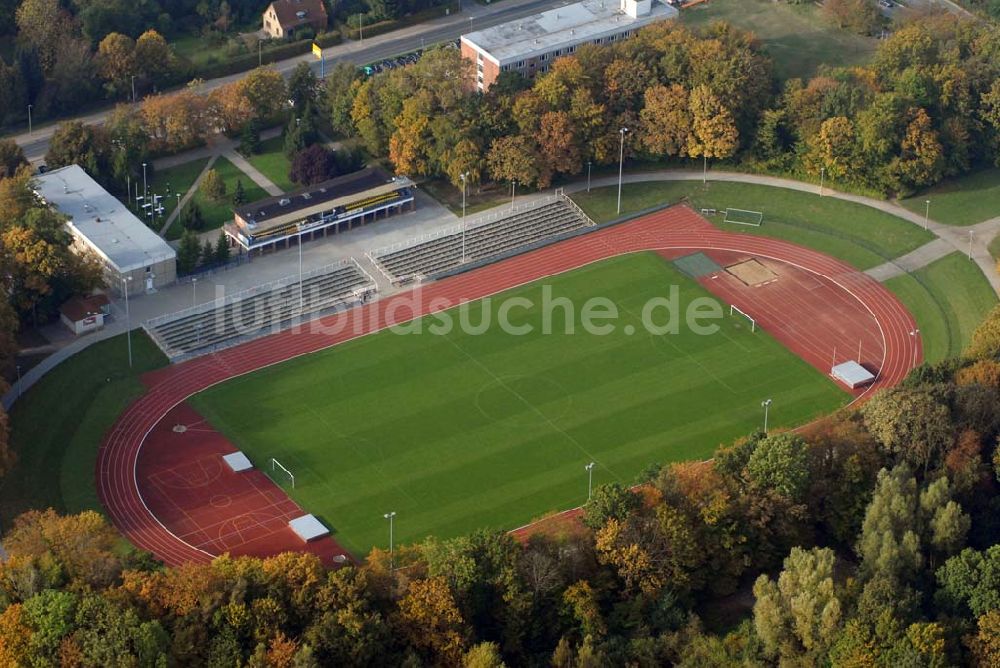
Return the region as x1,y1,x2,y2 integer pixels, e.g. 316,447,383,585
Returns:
1,333,167,527
573,181,934,270
166,156,268,240
899,168,1000,227
884,252,998,363
680,0,877,81
191,253,846,556
244,136,296,193
143,158,211,231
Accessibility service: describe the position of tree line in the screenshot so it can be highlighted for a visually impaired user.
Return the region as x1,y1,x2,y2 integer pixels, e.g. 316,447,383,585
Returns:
1,307,999,666
322,14,1000,199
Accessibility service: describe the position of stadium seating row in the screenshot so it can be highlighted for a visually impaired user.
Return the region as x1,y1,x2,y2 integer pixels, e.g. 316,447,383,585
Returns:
372,199,590,282
146,262,374,358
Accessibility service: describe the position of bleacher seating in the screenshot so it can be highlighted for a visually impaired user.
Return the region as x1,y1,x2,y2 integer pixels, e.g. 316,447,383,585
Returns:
145,262,374,358
372,199,590,282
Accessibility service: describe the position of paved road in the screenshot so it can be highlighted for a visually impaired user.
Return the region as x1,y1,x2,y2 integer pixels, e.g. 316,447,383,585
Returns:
10,0,573,164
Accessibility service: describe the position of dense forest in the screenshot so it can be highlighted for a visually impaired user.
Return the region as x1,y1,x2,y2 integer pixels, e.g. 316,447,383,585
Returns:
0,306,999,665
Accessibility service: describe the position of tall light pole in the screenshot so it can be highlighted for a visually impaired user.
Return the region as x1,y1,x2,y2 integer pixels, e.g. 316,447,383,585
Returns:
384,511,396,568
15,364,21,399
460,172,468,263
587,161,592,192
616,127,628,215
258,40,263,67
131,75,136,103
27,104,32,136
298,226,304,311
511,180,516,211
924,199,931,230
968,230,975,260
585,461,595,501
359,14,364,41
761,398,772,434
142,162,148,201
121,276,132,368
819,166,825,197
191,277,197,309
909,329,920,368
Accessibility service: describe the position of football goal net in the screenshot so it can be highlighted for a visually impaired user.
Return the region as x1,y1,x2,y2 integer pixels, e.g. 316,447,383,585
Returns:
730,304,757,332
724,208,764,226
271,458,295,488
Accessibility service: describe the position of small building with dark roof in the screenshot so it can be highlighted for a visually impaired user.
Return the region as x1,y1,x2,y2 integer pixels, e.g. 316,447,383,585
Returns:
226,167,416,254
60,294,111,336
263,0,328,39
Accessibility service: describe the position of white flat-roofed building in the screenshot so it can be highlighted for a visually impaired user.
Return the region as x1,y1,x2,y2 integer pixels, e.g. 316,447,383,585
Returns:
34,165,176,296
461,0,678,91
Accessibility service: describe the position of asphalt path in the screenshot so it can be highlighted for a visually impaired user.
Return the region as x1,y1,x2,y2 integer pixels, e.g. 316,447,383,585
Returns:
11,0,571,164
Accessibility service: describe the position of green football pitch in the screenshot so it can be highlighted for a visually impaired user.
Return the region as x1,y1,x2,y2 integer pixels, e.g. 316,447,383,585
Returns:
190,253,848,556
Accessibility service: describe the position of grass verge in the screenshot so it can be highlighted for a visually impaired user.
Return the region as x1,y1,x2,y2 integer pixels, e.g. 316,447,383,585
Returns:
191,253,846,555
680,0,877,80
167,156,269,240
884,252,998,363
144,157,211,230
573,181,934,270
899,168,1000,227
1,332,168,528
244,136,295,193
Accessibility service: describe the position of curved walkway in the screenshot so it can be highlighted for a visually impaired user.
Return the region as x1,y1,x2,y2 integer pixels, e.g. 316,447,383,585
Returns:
97,206,919,565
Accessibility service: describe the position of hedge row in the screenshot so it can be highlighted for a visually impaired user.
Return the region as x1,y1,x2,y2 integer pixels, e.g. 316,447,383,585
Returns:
343,5,452,42
191,31,343,80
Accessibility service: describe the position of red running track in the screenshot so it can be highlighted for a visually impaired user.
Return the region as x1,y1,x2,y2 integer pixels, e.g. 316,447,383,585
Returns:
97,206,920,566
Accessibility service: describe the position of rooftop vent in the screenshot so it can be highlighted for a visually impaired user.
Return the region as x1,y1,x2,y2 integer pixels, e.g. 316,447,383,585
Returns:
258,210,267,217
302,192,312,200
296,10,307,18
279,198,291,206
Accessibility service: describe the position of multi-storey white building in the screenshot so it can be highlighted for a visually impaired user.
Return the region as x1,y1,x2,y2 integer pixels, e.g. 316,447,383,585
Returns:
461,0,678,91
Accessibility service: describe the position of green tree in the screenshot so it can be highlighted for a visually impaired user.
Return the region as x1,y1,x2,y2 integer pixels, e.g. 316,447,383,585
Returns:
214,230,231,265
463,641,506,668
323,62,362,137
201,239,214,267
239,120,261,156
687,85,739,167
287,61,317,111
861,386,953,474
935,545,1000,618
966,304,1000,360
183,202,204,231
753,547,844,662
487,135,541,189
856,466,923,581
133,29,175,87
177,229,201,274
582,483,640,530
45,121,110,181
232,180,246,206
200,169,226,201
0,139,28,179
747,433,811,501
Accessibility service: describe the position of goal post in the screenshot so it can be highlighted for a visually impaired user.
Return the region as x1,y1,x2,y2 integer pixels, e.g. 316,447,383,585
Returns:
271,458,295,488
730,304,757,332
723,208,764,227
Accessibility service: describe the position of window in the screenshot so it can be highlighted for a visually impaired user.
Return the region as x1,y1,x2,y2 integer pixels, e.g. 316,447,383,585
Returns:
477,73,484,83
478,63,483,72
145,266,151,273
541,53,548,61
517,60,525,68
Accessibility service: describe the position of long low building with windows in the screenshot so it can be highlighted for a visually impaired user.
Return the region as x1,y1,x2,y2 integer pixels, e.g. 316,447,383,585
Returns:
226,167,416,255
34,164,177,296
461,0,678,91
